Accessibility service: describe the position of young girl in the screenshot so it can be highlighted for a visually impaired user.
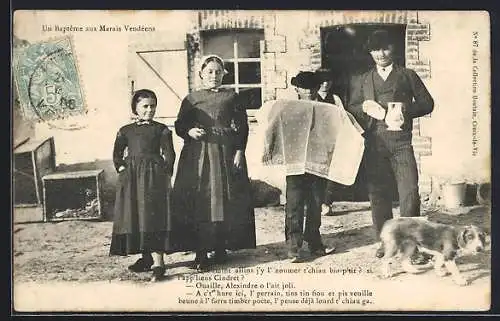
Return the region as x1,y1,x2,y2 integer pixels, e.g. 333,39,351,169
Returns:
171,54,256,271
110,89,176,282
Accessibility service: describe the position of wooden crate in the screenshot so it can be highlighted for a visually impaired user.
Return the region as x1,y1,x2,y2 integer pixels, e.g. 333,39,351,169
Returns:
42,169,104,222
13,137,56,223
13,205,44,224
13,137,56,206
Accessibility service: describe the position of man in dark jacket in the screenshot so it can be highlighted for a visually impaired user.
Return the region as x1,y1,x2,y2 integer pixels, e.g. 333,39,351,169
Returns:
347,30,434,262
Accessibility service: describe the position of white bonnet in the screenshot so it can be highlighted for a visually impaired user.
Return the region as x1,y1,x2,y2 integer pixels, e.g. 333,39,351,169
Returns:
198,54,229,75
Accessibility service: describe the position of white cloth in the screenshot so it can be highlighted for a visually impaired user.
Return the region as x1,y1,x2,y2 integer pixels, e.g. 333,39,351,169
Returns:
362,100,386,120
256,99,365,186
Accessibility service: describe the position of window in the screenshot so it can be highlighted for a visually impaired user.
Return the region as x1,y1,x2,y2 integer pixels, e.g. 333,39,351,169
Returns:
202,29,264,110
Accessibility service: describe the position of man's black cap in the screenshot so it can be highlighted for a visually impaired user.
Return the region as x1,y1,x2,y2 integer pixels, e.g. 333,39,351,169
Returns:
366,29,393,51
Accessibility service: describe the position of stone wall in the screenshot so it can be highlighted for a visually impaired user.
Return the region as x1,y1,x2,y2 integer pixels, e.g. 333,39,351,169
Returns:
186,10,434,199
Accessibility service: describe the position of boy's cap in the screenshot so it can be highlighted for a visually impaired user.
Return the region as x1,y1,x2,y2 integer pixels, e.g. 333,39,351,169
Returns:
366,30,393,51
314,68,333,82
291,71,320,89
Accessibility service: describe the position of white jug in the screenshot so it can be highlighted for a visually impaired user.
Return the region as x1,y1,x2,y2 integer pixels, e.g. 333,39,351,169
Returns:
386,102,404,131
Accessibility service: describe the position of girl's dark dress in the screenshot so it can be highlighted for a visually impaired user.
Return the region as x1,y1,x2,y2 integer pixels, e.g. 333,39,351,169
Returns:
110,121,175,255
171,88,256,252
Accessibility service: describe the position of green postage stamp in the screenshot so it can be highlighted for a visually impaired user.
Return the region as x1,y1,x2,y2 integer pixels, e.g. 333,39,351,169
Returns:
13,36,86,123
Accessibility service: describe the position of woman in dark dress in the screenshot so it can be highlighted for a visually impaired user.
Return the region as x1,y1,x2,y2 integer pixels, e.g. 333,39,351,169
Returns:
110,89,176,282
171,55,256,271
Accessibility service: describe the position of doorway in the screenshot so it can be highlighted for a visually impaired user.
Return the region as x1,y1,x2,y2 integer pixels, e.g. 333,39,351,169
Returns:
321,23,406,105
320,23,406,202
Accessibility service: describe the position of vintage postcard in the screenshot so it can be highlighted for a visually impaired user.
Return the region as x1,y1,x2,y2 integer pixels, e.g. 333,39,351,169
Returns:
12,10,491,313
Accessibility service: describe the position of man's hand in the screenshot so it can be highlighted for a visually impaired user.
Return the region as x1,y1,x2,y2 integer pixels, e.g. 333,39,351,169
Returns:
362,100,386,120
188,128,206,140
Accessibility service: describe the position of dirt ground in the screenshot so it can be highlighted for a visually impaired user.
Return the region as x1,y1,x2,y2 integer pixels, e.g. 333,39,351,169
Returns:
12,202,491,312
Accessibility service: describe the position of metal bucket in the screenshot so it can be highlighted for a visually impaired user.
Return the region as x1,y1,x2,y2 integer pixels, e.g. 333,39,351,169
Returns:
442,182,467,209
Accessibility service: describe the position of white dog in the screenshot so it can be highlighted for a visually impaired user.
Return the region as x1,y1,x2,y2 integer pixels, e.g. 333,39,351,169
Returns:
378,217,487,286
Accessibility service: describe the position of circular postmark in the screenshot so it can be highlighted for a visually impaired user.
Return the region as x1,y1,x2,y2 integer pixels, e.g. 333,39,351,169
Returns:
27,45,88,131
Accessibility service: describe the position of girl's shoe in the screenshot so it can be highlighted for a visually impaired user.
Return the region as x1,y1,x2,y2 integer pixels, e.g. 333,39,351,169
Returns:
195,260,210,273
128,256,153,273
194,254,210,272
213,249,228,264
151,266,167,282
191,253,209,270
